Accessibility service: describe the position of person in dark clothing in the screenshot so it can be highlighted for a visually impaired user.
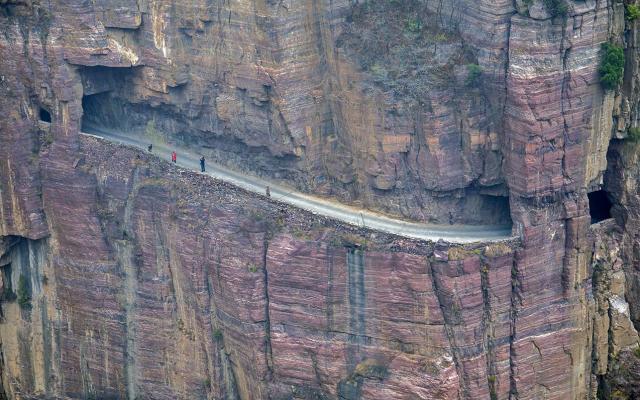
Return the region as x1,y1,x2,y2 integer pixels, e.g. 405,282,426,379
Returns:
171,151,177,163
200,156,206,172
148,144,153,152
266,186,271,198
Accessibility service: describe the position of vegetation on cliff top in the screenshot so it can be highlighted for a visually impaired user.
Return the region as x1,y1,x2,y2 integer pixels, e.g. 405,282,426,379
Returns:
522,0,568,17
599,43,625,90
626,4,640,21
542,0,568,17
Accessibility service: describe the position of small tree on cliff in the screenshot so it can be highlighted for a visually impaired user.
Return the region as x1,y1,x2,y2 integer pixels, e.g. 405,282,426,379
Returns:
627,4,640,21
599,43,625,90
17,275,31,309
628,127,640,142
465,64,482,87
542,0,569,17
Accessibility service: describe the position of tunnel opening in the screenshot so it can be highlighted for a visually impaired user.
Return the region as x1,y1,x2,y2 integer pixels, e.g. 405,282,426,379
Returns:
588,190,612,224
79,66,141,134
81,91,122,132
38,107,51,123
456,193,512,227
481,195,512,226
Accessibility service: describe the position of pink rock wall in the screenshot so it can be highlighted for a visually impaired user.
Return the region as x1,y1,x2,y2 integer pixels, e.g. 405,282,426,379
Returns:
0,0,638,399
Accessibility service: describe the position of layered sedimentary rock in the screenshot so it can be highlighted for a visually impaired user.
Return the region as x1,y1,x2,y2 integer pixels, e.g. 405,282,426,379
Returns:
0,138,522,399
600,138,640,398
49,0,516,225
0,0,639,399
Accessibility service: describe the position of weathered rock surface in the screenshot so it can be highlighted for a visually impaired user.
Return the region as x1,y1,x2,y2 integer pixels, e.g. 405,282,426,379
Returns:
591,219,639,376
0,138,521,399
0,0,639,399
47,0,517,225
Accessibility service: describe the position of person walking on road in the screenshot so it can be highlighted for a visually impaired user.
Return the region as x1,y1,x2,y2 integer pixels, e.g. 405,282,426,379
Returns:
171,151,177,163
148,144,153,152
200,156,206,172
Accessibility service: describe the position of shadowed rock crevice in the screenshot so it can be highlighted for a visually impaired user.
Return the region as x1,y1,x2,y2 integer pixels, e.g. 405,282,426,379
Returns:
342,246,369,396
220,351,240,400
427,257,467,397
588,190,613,224
262,237,274,380
480,262,498,400
508,257,521,399
0,235,51,397
113,167,142,400
37,108,50,123
346,247,366,347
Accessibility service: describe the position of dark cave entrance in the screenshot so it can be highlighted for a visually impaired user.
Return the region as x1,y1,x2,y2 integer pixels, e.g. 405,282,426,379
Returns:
461,193,512,227
39,107,51,123
588,190,612,224
483,195,512,226
79,66,141,133
81,91,116,132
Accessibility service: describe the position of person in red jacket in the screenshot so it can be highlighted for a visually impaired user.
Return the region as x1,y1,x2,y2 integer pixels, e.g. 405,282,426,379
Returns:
171,151,177,163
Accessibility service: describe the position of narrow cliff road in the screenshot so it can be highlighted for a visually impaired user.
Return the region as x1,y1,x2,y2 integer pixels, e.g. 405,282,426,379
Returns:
81,128,514,244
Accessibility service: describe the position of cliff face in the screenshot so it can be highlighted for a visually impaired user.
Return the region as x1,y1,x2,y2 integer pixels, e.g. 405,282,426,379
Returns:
1,138,521,399
0,0,639,399
53,0,515,226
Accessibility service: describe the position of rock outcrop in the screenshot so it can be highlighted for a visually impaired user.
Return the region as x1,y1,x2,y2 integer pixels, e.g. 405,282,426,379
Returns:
0,0,639,399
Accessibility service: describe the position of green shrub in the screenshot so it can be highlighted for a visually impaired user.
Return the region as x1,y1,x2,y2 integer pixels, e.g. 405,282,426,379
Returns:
405,16,422,33
213,328,223,342
248,264,259,273
627,4,640,21
599,43,625,90
354,359,389,380
370,63,388,82
611,388,629,400
465,64,482,87
433,32,448,42
488,375,498,400
17,275,31,309
628,127,640,141
43,132,54,145
543,0,569,17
